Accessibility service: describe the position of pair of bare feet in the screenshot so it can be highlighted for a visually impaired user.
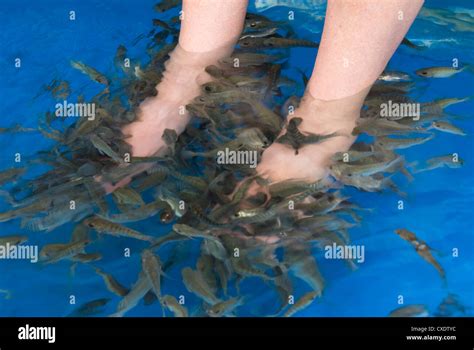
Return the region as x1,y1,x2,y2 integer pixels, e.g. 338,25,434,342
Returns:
117,45,363,192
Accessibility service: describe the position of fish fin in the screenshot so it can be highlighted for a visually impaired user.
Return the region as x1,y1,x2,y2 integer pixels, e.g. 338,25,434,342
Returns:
407,160,420,172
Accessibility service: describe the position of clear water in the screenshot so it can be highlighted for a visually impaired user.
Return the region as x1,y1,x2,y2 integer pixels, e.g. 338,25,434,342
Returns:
0,0,472,317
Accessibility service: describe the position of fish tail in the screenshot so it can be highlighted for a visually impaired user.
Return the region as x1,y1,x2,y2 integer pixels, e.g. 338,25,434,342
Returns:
407,160,420,172
180,150,199,159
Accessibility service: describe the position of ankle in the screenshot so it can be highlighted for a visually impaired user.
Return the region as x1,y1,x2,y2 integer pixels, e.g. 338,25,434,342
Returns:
294,86,371,136
155,43,235,102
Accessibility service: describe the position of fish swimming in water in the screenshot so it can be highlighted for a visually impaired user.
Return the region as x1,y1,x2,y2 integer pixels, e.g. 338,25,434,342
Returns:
394,229,445,280
207,297,244,317
141,249,164,299
276,117,339,154
428,121,466,136
93,267,129,297
282,291,320,317
181,267,221,305
388,304,429,317
415,66,468,78
239,37,319,49
411,154,464,173
71,61,109,85
84,216,155,242
68,298,110,317
161,295,188,317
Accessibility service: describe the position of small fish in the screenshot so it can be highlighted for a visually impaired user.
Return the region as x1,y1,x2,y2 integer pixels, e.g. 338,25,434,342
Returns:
202,239,229,263
412,154,464,173
338,173,396,193
162,129,178,155
161,295,188,317
0,168,26,186
416,66,466,78
149,231,188,250
220,53,282,67
394,229,445,279
421,97,470,114
40,239,90,264
401,37,423,50
244,13,284,31
428,121,466,136
284,244,325,293
273,266,293,311
214,259,230,296
68,298,110,317
240,27,279,40
141,249,164,299
239,37,319,49
269,179,325,199
156,187,186,217
353,118,424,136
152,18,175,32
71,223,90,243
332,149,383,163
93,267,129,297
419,7,474,32
394,228,419,243
0,124,35,134
0,235,28,246
70,253,102,263
114,45,128,72
283,291,320,317
84,216,154,242
375,134,435,149
112,272,151,317
89,134,125,164
388,304,429,317
181,267,220,305
416,243,446,280
168,171,208,192
113,187,145,207
207,297,244,317
378,71,411,82
154,0,180,13
0,196,52,223
133,171,168,192
231,256,274,281
196,253,218,294
330,155,403,178
276,118,339,154
295,191,347,215
99,200,168,223
434,294,467,317
71,61,109,85
172,224,226,258
45,79,71,99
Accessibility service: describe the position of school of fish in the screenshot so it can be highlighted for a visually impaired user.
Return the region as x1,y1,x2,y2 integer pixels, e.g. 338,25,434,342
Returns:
0,1,471,317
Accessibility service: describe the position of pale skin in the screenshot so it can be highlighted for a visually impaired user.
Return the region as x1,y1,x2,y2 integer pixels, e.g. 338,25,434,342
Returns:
105,0,424,192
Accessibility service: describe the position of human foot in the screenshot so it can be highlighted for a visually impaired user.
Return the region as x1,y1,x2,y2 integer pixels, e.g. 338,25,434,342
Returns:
123,44,235,157
256,88,370,184
99,44,236,193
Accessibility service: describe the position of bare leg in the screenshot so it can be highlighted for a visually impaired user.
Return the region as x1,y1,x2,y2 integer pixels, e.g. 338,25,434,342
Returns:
257,0,424,183
101,0,247,192
123,0,248,157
